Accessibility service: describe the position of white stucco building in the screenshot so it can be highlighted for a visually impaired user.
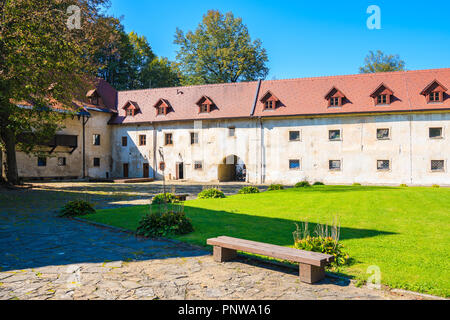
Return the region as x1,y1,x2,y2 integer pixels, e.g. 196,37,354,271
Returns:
15,68,450,186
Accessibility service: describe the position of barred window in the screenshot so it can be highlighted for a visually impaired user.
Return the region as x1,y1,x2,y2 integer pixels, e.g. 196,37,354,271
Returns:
431,160,445,172
377,160,390,171
229,127,236,137
377,128,390,140
194,161,203,170
329,160,341,171
93,158,100,167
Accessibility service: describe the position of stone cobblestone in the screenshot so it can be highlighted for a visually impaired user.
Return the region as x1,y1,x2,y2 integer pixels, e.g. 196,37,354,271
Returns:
0,183,429,300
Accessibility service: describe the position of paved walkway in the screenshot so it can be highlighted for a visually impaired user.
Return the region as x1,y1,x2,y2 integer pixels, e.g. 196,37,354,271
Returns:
0,183,424,300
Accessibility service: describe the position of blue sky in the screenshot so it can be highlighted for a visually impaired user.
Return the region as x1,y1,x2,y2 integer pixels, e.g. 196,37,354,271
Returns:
107,0,450,80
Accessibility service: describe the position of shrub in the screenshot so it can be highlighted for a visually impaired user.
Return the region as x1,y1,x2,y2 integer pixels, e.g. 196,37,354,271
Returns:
432,184,440,188
352,183,362,186
268,184,284,191
152,193,175,205
136,205,194,238
60,200,95,217
198,188,225,199
293,218,349,270
238,186,260,194
295,181,311,188
294,236,349,269
400,184,408,187
313,182,325,186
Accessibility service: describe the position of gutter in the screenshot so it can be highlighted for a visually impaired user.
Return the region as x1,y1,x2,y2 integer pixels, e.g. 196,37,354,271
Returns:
251,79,262,116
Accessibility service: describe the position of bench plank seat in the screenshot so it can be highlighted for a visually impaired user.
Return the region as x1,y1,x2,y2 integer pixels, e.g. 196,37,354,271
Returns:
207,236,334,284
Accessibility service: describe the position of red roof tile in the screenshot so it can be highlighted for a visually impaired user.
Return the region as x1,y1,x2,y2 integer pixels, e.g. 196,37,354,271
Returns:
109,68,450,124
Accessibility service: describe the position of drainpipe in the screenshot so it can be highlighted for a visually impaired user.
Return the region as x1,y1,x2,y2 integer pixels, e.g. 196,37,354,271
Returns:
81,114,89,179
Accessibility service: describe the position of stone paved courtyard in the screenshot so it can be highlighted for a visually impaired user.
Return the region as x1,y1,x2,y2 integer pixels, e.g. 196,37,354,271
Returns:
0,182,427,300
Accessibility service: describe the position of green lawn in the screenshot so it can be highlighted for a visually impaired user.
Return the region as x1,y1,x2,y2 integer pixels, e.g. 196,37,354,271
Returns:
83,185,450,297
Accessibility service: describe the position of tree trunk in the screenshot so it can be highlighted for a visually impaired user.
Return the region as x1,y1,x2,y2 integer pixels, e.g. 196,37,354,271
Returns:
0,128,20,185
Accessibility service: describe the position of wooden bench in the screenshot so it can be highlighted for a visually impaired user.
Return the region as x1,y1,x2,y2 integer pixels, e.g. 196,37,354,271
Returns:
207,236,334,284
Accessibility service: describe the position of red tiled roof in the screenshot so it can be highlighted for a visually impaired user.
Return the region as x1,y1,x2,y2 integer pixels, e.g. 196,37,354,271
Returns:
108,68,450,124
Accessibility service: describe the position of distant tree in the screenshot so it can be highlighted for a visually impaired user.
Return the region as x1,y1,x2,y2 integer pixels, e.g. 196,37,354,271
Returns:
0,0,112,185
174,10,269,85
360,50,406,73
95,25,179,90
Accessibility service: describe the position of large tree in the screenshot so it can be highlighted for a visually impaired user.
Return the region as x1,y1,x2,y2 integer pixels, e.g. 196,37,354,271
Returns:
360,50,406,73
0,0,111,185
174,10,269,85
95,25,180,90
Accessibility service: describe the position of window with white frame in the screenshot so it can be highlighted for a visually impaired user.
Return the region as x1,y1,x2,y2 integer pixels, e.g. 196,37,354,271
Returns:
289,160,300,170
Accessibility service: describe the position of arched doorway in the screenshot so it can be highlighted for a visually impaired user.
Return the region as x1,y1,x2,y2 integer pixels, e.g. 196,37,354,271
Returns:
218,155,247,182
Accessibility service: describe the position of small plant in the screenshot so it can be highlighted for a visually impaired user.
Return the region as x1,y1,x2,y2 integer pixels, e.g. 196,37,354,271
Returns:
352,183,362,186
400,184,408,187
152,193,176,205
432,184,440,188
238,186,260,194
136,204,193,238
198,188,225,199
60,200,95,217
268,184,284,191
313,182,325,186
295,181,311,188
293,217,349,270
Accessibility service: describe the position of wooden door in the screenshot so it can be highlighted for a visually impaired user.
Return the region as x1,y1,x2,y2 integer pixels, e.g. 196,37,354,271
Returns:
123,163,129,178
143,163,149,178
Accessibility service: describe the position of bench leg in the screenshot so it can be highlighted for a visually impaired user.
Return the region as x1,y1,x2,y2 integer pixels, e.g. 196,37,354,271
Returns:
299,264,326,284
213,246,237,263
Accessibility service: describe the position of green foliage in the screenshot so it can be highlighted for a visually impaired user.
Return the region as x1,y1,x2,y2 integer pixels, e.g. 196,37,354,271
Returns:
198,188,226,199
268,184,284,191
60,200,96,217
294,236,350,269
400,184,408,187
136,207,194,238
313,182,325,186
294,181,311,188
432,185,440,188
238,186,260,194
352,183,362,186
360,50,405,73
174,10,269,85
152,193,176,205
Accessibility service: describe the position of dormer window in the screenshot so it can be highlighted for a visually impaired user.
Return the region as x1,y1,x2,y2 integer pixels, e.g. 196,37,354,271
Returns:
377,94,388,105
260,91,280,111
265,100,274,109
153,99,171,116
86,89,101,106
370,84,394,106
122,101,140,117
196,96,214,114
200,104,209,113
421,80,447,103
325,87,346,108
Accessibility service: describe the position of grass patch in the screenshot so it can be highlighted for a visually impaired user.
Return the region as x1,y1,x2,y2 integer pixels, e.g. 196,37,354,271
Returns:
83,185,450,297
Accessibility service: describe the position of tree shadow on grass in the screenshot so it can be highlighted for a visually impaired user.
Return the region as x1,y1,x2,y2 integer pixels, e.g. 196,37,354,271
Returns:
180,206,396,248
